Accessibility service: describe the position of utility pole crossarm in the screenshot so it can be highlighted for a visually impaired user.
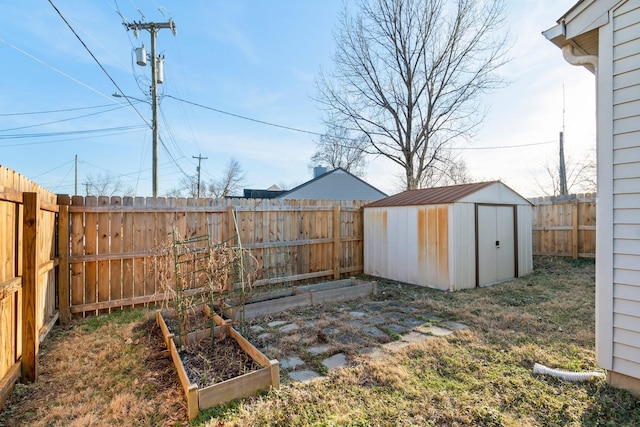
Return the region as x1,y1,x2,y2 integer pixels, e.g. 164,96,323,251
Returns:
124,20,176,35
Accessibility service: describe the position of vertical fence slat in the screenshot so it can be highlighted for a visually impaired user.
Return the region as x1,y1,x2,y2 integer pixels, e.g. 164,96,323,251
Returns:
84,197,98,315
110,197,123,306
333,205,341,279
57,196,70,324
97,196,110,313
21,192,38,382
70,196,84,314
133,197,145,300
122,197,134,302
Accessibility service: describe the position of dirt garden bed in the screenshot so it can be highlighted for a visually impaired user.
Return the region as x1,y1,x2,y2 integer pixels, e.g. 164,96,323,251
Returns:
156,309,279,420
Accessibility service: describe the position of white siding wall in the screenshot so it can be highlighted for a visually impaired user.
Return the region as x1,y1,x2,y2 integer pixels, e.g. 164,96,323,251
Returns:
611,0,640,379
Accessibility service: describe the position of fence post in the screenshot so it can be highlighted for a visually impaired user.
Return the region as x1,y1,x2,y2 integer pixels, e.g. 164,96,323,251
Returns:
333,205,341,279
572,199,579,259
57,195,71,324
21,192,38,382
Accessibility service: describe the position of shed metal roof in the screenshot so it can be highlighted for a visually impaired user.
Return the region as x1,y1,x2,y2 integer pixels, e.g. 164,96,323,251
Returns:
365,181,499,207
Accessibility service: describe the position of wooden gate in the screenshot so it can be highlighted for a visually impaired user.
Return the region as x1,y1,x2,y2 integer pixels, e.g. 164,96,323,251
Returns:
0,167,59,407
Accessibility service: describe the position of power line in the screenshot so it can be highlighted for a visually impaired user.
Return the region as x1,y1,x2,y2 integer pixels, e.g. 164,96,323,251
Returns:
0,125,147,142
461,140,556,150
48,0,151,128
165,95,325,137
0,102,130,116
0,37,118,104
0,104,140,133
165,95,556,152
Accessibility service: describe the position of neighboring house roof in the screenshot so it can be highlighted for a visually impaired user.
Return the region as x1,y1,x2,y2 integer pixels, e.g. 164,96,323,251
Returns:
365,181,531,208
242,189,287,199
277,168,387,201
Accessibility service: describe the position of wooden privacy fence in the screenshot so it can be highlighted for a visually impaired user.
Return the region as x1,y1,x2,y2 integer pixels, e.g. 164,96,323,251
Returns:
531,194,596,259
0,167,59,407
62,196,369,318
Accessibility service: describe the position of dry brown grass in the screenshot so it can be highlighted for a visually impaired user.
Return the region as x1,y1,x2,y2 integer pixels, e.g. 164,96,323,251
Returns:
0,309,186,427
2,257,639,426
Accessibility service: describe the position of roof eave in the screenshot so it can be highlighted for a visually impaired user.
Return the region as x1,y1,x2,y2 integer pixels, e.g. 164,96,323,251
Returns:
543,22,568,49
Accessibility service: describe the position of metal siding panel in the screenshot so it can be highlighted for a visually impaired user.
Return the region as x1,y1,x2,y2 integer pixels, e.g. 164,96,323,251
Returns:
518,205,534,277
614,283,640,302
614,224,640,239
426,206,439,288
407,207,420,285
613,146,640,164
614,327,640,349
613,297,640,318
614,254,640,270
615,268,640,286
613,343,640,364
614,312,640,334
437,205,449,289
612,357,640,380
450,203,476,290
614,193,640,210
614,178,640,194
613,84,640,106
614,238,640,255
417,207,429,285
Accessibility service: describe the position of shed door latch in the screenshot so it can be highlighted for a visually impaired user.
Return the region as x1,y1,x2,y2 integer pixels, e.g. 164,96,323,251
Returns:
495,240,500,247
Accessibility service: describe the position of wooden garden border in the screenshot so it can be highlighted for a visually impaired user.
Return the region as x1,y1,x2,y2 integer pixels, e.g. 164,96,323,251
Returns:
155,310,279,420
224,278,377,321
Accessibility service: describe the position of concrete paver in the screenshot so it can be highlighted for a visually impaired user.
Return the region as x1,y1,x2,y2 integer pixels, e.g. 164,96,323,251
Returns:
322,353,348,371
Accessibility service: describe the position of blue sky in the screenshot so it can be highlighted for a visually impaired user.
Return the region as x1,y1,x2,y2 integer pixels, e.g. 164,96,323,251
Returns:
0,1,595,198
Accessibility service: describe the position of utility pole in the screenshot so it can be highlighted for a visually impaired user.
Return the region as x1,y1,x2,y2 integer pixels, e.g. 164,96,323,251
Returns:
192,154,208,198
558,85,568,196
74,154,78,196
124,20,176,198
559,131,568,196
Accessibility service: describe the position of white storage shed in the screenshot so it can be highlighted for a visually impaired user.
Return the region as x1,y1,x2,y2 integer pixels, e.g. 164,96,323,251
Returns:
364,181,533,291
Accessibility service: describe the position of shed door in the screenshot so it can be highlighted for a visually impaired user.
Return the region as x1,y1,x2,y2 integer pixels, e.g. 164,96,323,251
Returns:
477,205,515,286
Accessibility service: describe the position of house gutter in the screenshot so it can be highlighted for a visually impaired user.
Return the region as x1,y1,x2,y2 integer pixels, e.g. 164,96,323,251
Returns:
543,22,598,74
561,44,598,74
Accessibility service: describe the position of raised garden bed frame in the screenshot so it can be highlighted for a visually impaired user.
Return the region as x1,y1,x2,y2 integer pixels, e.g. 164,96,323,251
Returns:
224,277,377,321
156,309,280,420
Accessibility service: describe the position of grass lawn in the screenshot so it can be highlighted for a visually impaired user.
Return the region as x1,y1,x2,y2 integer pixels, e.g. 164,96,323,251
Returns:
1,257,639,426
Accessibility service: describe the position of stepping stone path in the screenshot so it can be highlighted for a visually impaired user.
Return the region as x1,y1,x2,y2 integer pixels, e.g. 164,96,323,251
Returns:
322,353,348,371
279,323,300,333
246,297,468,384
280,356,304,370
288,370,321,382
308,344,330,355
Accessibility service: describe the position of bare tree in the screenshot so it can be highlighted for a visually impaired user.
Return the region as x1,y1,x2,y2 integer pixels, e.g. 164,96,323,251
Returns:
167,159,246,198
309,124,368,177
420,157,474,188
84,171,134,197
207,158,246,198
533,150,596,196
166,176,201,198
315,0,509,190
